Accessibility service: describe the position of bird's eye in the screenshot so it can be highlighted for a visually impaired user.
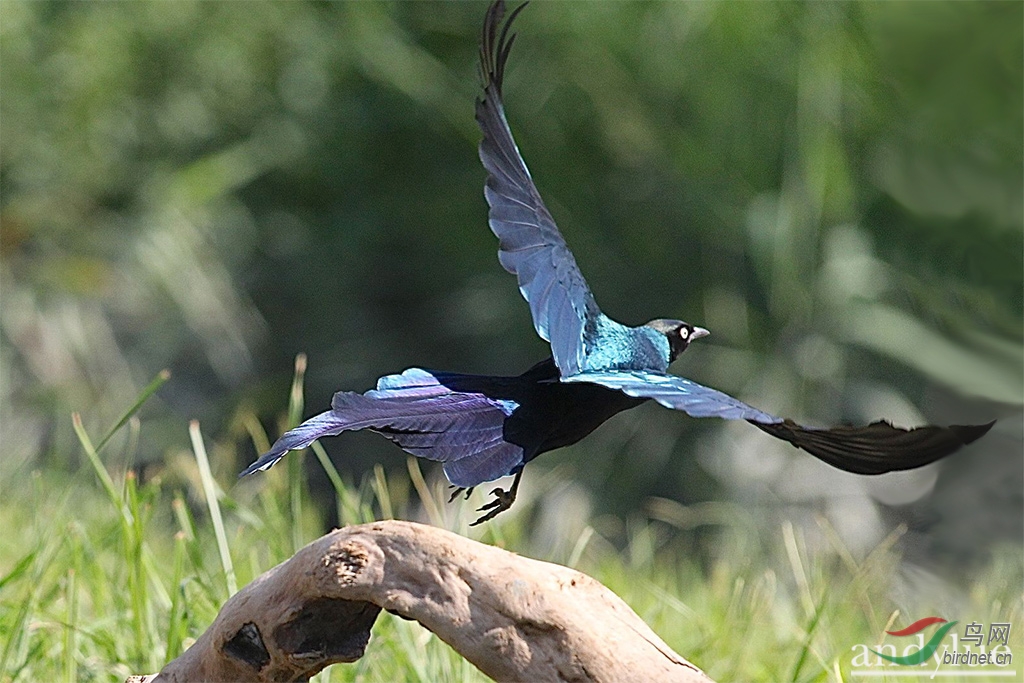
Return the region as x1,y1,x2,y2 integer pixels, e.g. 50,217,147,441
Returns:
679,327,689,339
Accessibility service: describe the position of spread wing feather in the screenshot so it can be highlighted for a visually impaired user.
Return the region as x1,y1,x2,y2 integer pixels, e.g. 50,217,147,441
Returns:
567,371,994,474
564,371,781,423
240,368,525,487
478,1,599,377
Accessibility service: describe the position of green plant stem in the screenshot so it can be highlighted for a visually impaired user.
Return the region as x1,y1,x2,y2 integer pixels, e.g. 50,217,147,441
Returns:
189,420,237,596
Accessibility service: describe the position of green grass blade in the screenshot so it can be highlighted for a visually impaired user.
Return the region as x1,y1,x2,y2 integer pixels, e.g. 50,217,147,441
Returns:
407,456,444,528
312,440,348,526
171,495,197,542
63,568,78,683
189,420,237,596
566,526,595,569
141,546,173,611
125,471,150,667
95,369,171,454
0,555,42,678
72,413,131,527
164,532,188,663
240,411,271,459
287,353,307,429
789,587,829,683
288,353,307,552
0,550,37,592
171,493,210,582
372,464,393,520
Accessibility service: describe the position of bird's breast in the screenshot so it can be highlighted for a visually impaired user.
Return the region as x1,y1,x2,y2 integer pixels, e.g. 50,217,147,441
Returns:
508,379,644,458
581,318,670,373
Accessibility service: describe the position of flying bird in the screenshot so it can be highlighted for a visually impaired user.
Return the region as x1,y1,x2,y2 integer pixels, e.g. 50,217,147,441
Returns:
241,1,994,524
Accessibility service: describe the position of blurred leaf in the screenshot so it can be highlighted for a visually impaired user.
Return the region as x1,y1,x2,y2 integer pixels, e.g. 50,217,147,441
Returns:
842,302,1022,405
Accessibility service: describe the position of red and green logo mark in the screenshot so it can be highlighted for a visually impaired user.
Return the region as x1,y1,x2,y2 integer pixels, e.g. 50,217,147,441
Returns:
872,617,959,666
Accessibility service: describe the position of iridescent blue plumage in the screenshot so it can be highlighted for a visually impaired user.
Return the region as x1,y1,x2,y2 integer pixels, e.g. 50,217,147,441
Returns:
477,5,598,378
477,5,683,378
563,371,781,423
580,319,673,374
240,1,994,524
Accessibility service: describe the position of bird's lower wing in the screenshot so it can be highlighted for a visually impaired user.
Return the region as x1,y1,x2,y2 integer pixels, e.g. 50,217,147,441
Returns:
565,371,993,474
477,1,600,377
240,368,526,487
563,371,781,422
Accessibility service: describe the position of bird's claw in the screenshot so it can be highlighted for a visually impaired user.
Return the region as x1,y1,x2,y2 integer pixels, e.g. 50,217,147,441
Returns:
476,498,503,512
447,486,475,504
469,485,517,526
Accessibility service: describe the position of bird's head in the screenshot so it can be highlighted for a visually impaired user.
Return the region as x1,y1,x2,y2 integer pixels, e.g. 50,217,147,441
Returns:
644,319,710,362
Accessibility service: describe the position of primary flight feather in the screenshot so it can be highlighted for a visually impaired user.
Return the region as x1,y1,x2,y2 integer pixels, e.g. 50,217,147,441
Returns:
241,1,994,524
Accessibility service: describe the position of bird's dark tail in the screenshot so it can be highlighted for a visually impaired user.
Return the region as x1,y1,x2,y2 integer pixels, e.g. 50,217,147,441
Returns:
750,418,995,475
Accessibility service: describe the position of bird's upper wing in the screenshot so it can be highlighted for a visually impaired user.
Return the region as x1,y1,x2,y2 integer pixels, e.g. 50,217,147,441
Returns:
565,371,994,474
240,368,526,487
477,1,601,378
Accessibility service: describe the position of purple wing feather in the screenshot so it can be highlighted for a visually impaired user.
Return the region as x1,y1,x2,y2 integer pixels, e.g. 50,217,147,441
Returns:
240,368,525,487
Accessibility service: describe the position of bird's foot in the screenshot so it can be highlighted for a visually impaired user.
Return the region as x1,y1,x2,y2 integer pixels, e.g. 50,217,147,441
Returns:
447,485,475,504
469,485,517,526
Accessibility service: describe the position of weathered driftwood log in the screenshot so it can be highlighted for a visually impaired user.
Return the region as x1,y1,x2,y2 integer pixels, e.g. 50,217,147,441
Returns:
131,520,711,683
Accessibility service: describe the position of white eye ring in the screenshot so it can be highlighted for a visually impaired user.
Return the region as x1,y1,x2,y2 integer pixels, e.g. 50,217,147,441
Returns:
679,327,689,339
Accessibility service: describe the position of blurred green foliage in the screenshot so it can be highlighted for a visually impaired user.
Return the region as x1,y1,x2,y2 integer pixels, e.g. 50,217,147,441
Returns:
1,1,1021,559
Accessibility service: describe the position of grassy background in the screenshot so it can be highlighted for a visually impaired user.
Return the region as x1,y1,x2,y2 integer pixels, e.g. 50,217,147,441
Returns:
1,366,1020,682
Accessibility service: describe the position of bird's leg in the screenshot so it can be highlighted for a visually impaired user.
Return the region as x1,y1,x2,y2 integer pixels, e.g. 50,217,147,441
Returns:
447,486,475,504
469,469,523,526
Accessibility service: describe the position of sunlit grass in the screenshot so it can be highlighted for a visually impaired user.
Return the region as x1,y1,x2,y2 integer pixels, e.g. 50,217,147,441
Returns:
0,369,1020,683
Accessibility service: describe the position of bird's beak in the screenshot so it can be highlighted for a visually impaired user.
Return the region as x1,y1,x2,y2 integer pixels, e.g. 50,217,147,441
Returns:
691,326,710,340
